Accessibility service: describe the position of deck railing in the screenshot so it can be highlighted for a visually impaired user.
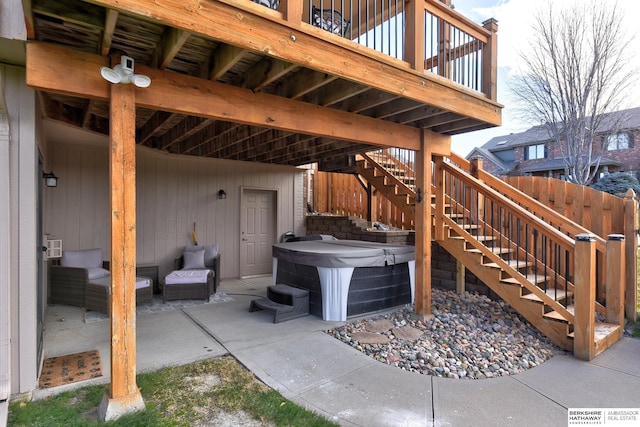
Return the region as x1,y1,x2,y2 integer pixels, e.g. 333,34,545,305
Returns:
253,0,498,99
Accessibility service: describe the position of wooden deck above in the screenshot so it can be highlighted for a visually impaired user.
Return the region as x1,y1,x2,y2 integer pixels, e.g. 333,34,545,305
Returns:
24,0,502,166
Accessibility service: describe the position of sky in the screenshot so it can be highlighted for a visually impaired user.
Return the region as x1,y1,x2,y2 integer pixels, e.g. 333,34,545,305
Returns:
449,0,640,156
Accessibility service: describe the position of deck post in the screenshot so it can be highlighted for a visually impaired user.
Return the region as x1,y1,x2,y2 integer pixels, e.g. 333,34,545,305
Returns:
414,130,432,318
573,233,596,361
98,67,145,420
482,18,498,101
623,189,638,322
434,155,445,241
456,261,465,294
404,0,425,73
605,234,625,331
282,0,302,26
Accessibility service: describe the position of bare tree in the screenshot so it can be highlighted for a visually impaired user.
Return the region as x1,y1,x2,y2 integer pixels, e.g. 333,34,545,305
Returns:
511,0,637,184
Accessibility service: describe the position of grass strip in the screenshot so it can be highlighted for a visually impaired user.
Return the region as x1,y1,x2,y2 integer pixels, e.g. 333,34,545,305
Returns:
9,356,338,427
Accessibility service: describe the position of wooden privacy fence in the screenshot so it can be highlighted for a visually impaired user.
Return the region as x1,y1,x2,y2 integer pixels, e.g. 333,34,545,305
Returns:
503,176,638,241
313,169,409,228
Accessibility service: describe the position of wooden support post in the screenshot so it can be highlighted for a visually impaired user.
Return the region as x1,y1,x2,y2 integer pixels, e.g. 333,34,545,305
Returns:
367,183,374,222
434,155,445,241
414,130,432,318
573,233,596,361
469,157,484,226
282,0,302,25
404,0,425,73
456,261,465,294
605,234,625,331
482,18,498,101
98,79,145,420
623,189,638,322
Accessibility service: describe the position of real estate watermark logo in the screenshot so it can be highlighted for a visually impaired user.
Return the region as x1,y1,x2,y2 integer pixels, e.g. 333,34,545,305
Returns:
568,409,639,426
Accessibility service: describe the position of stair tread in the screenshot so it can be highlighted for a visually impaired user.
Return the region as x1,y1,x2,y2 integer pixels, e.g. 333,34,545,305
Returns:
543,305,574,322
521,288,573,302
483,259,534,269
251,298,294,311
467,246,513,255
568,322,621,340
501,274,550,285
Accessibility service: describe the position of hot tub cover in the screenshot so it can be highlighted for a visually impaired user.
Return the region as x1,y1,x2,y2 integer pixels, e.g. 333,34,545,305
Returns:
272,240,415,268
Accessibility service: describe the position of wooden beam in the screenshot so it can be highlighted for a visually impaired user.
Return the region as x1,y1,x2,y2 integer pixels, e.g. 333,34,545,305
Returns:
26,42,421,150
88,0,502,126
101,8,118,56
209,44,247,80
276,68,338,99
158,27,191,70
244,59,297,92
136,110,174,145
158,116,209,151
98,71,145,421
22,0,36,40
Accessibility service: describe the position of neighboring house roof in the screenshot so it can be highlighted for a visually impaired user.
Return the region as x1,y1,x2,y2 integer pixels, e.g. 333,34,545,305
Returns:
479,106,640,152
466,146,517,175
519,156,621,173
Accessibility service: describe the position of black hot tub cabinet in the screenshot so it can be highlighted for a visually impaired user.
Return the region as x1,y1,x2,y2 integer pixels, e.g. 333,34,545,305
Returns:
272,240,415,321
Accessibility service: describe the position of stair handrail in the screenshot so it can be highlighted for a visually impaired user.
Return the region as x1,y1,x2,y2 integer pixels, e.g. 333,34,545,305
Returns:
447,152,607,252
440,161,575,249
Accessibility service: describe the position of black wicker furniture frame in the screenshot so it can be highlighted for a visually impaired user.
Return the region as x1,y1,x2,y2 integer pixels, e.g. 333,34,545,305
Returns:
163,253,220,302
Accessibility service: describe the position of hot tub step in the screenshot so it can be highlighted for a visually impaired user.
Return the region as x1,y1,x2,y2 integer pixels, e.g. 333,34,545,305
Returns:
249,285,309,323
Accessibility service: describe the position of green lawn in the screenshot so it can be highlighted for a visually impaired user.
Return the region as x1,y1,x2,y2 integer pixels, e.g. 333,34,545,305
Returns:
8,356,338,427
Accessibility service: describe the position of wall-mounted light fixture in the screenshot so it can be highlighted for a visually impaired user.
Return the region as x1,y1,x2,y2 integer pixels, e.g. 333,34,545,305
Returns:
100,55,151,88
43,171,58,188
218,189,227,199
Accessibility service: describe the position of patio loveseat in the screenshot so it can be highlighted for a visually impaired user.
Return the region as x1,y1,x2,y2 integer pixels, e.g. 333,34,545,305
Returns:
49,248,110,307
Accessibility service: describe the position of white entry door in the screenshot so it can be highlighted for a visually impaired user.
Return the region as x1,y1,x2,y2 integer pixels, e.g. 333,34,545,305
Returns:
240,189,276,277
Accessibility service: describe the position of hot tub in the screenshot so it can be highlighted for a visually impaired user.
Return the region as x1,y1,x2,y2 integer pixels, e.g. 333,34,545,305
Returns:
272,240,415,321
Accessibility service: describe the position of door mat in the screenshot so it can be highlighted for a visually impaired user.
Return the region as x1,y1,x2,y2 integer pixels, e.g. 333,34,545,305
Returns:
39,350,102,389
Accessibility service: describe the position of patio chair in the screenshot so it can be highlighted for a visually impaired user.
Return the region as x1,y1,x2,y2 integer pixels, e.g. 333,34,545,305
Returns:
163,245,220,302
49,248,110,307
311,5,350,37
85,276,153,314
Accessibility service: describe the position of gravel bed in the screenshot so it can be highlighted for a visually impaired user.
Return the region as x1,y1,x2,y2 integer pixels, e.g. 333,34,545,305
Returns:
326,289,564,379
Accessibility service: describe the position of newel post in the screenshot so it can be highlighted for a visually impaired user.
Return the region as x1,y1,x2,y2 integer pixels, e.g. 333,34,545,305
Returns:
623,189,638,322
282,0,302,26
482,18,498,101
404,0,425,73
605,234,625,334
574,233,596,361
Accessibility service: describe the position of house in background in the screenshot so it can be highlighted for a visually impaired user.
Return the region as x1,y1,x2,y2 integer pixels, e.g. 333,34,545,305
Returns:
467,106,640,181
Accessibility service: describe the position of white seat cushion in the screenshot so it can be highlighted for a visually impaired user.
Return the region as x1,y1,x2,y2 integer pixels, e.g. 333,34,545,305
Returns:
90,276,152,290
165,269,210,285
87,267,110,280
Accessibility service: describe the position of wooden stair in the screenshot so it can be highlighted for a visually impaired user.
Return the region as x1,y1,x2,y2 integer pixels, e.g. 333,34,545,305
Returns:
356,151,624,359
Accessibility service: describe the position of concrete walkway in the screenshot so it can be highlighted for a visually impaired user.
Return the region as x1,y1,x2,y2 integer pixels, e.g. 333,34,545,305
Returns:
40,277,640,426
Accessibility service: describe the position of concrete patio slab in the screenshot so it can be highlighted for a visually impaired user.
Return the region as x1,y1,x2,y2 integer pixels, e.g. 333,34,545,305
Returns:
589,337,640,377
298,361,432,427
514,353,640,408
232,331,374,397
433,375,566,427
